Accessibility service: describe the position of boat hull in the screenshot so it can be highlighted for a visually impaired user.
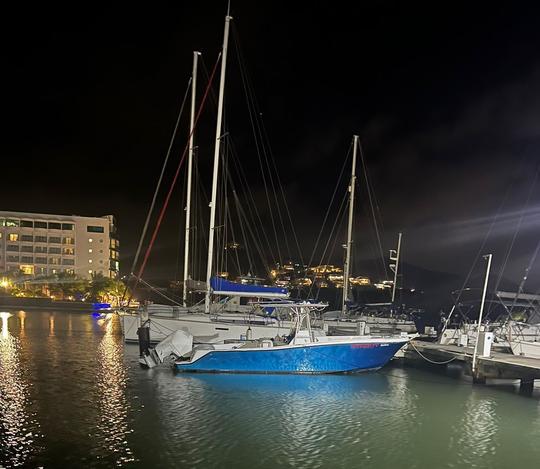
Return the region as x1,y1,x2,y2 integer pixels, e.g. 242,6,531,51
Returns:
509,339,540,359
175,340,406,374
121,312,291,344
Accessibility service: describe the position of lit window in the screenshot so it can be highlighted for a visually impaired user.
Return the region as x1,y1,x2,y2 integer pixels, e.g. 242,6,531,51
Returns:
89,259,93,263
89,238,93,243
63,237,75,245
89,248,93,253
20,265,34,275
88,270,93,274
9,233,19,242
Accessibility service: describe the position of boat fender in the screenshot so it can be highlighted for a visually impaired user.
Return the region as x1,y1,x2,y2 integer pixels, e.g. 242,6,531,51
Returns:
137,326,151,357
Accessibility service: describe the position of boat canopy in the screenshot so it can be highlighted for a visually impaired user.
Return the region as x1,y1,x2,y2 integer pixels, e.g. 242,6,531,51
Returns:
210,277,289,298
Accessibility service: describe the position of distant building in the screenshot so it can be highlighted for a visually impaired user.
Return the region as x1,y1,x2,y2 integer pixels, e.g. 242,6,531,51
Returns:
0,210,119,279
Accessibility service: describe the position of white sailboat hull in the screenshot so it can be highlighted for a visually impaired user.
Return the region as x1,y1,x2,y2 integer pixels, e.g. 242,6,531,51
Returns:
325,317,417,335
121,312,293,344
509,339,540,359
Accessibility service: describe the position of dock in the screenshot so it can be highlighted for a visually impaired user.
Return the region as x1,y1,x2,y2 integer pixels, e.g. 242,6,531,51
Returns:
404,340,540,395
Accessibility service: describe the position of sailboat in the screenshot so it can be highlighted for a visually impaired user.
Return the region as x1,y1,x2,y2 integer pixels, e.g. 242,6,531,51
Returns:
317,137,417,336
121,13,300,345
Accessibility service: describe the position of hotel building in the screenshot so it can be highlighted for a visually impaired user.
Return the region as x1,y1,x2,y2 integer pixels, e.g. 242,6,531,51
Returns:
0,211,119,279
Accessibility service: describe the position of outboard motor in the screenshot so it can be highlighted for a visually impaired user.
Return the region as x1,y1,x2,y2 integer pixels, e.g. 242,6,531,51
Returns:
139,329,194,368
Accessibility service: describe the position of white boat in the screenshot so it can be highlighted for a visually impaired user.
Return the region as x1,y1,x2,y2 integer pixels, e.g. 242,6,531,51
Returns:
509,339,540,359
120,12,297,345
439,290,540,354
121,302,297,344
313,140,418,337
508,319,540,359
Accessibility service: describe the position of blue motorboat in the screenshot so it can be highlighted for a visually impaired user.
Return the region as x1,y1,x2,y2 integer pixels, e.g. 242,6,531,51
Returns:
167,302,409,374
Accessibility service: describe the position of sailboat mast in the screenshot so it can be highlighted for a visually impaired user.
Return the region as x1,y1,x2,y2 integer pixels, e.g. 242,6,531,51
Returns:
472,254,493,372
391,232,402,304
183,51,200,307
205,15,232,314
472,253,493,372
343,135,359,314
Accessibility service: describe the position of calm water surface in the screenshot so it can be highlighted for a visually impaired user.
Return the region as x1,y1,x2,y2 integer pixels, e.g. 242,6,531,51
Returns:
1,310,539,468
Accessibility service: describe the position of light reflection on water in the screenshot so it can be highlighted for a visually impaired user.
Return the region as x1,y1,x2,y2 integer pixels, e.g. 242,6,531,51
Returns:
453,395,499,465
93,314,135,466
0,312,42,467
1,310,540,468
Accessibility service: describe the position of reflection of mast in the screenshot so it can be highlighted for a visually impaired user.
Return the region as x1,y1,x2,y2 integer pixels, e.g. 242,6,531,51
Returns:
18,311,26,338
205,13,232,314
48,313,55,336
183,50,201,307
342,135,358,314
0,312,10,338
0,312,37,466
95,315,134,464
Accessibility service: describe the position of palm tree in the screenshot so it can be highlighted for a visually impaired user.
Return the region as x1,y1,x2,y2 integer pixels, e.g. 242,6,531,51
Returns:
47,272,88,300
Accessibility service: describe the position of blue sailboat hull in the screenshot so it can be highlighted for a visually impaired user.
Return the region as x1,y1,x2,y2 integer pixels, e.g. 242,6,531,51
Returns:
175,341,406,374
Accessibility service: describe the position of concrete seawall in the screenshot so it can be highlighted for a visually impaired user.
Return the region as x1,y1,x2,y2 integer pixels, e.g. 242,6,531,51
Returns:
0,295,95,312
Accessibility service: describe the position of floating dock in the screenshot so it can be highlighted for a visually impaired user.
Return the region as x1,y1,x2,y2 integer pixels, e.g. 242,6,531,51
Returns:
403,340,540,395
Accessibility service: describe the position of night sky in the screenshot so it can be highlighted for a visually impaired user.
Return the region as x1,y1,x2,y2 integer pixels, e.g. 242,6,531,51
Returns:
4,2,540,300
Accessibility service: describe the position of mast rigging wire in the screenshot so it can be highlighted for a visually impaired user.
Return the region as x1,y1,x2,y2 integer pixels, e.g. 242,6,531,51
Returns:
441,155,530,331
128,53,222,303
233,24,299,266
358,140,388,280
201,57,276,275
487,163,539,315
310,190,349,301
306,143,352,271
121,76,192,302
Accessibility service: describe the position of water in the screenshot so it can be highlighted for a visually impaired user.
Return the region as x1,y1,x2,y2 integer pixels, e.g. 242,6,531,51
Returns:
1,310,539,468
